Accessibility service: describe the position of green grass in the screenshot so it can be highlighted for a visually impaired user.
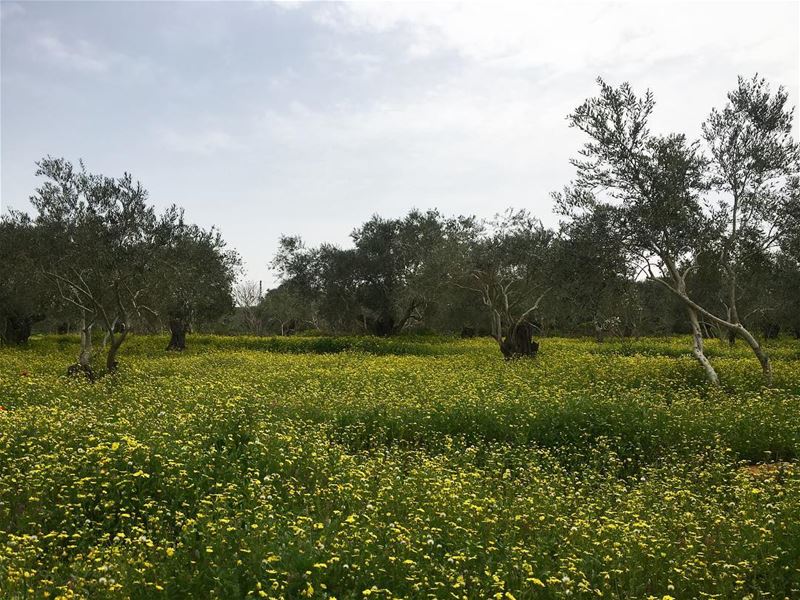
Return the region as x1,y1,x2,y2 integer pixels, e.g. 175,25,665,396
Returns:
1,335,799,598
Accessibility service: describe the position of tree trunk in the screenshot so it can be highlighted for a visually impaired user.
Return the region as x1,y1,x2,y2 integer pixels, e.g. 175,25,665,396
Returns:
499,322,540,359
106,324,127,373
661,258,720,386
392,298,423,335
373,314,395,337
67,314,95,381
3,315,34,345
166,318,188,351
688,307,719,386
79,317,93,368
734,324,773,386
665,280,772,386
593,319,605,343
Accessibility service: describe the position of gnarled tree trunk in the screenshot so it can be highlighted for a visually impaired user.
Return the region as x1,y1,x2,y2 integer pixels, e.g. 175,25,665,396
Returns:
67,313,95,381
499,322,540,359
166,318,188,351
372,314,396,337
593,319,606,343
3,315,36,345
106,324,127,373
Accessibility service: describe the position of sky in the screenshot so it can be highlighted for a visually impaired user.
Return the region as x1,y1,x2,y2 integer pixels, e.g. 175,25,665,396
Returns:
1,0,798,287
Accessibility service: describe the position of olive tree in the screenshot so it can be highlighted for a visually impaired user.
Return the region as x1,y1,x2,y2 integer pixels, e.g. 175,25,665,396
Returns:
567,76,799,385
551,201,635,340
772,180,800,336
30,157,159,376
258,284,316,335
273,239,363,333
350,210,474,336
700,75,800,377
459,210,552,358
0,215,49,344
152,207,240,350
566,80,722,383
274,210,474,335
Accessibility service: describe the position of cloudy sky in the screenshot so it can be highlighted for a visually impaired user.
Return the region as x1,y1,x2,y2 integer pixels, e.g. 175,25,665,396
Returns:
2,1,798,286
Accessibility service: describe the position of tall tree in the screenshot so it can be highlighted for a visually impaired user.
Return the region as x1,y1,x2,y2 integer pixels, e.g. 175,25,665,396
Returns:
567,76,799,385
773,179,800,336
701,75,800,369
566,80,722,383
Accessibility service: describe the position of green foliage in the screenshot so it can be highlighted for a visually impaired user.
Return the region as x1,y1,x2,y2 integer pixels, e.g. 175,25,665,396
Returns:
5,158,240,363
151,206,241,328
0,215,51,344
1,335,799,598
273,211,480,335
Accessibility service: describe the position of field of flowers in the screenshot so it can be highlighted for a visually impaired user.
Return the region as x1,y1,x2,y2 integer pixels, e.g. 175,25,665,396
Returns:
1,334,799,599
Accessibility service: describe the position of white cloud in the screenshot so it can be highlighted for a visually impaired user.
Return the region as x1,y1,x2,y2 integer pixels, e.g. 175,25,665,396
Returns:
30,32,158,81
300,1,797,159
312,1,796,78
269,0,305,10
251,70,581,226
158,128,244,156
4,0,796,287
34,34,112,73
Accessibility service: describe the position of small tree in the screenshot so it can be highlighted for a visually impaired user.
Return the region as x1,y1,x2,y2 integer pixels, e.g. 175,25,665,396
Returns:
233,280,264,335
152,207,240,350
460,210,551,358
259,284,310,335
29,157,159,376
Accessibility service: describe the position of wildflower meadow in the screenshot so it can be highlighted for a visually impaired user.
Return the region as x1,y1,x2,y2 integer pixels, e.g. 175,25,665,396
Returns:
1,335,799,599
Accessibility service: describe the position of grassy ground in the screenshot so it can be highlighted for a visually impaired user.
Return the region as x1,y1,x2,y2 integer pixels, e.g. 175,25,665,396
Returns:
1,335,799,599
